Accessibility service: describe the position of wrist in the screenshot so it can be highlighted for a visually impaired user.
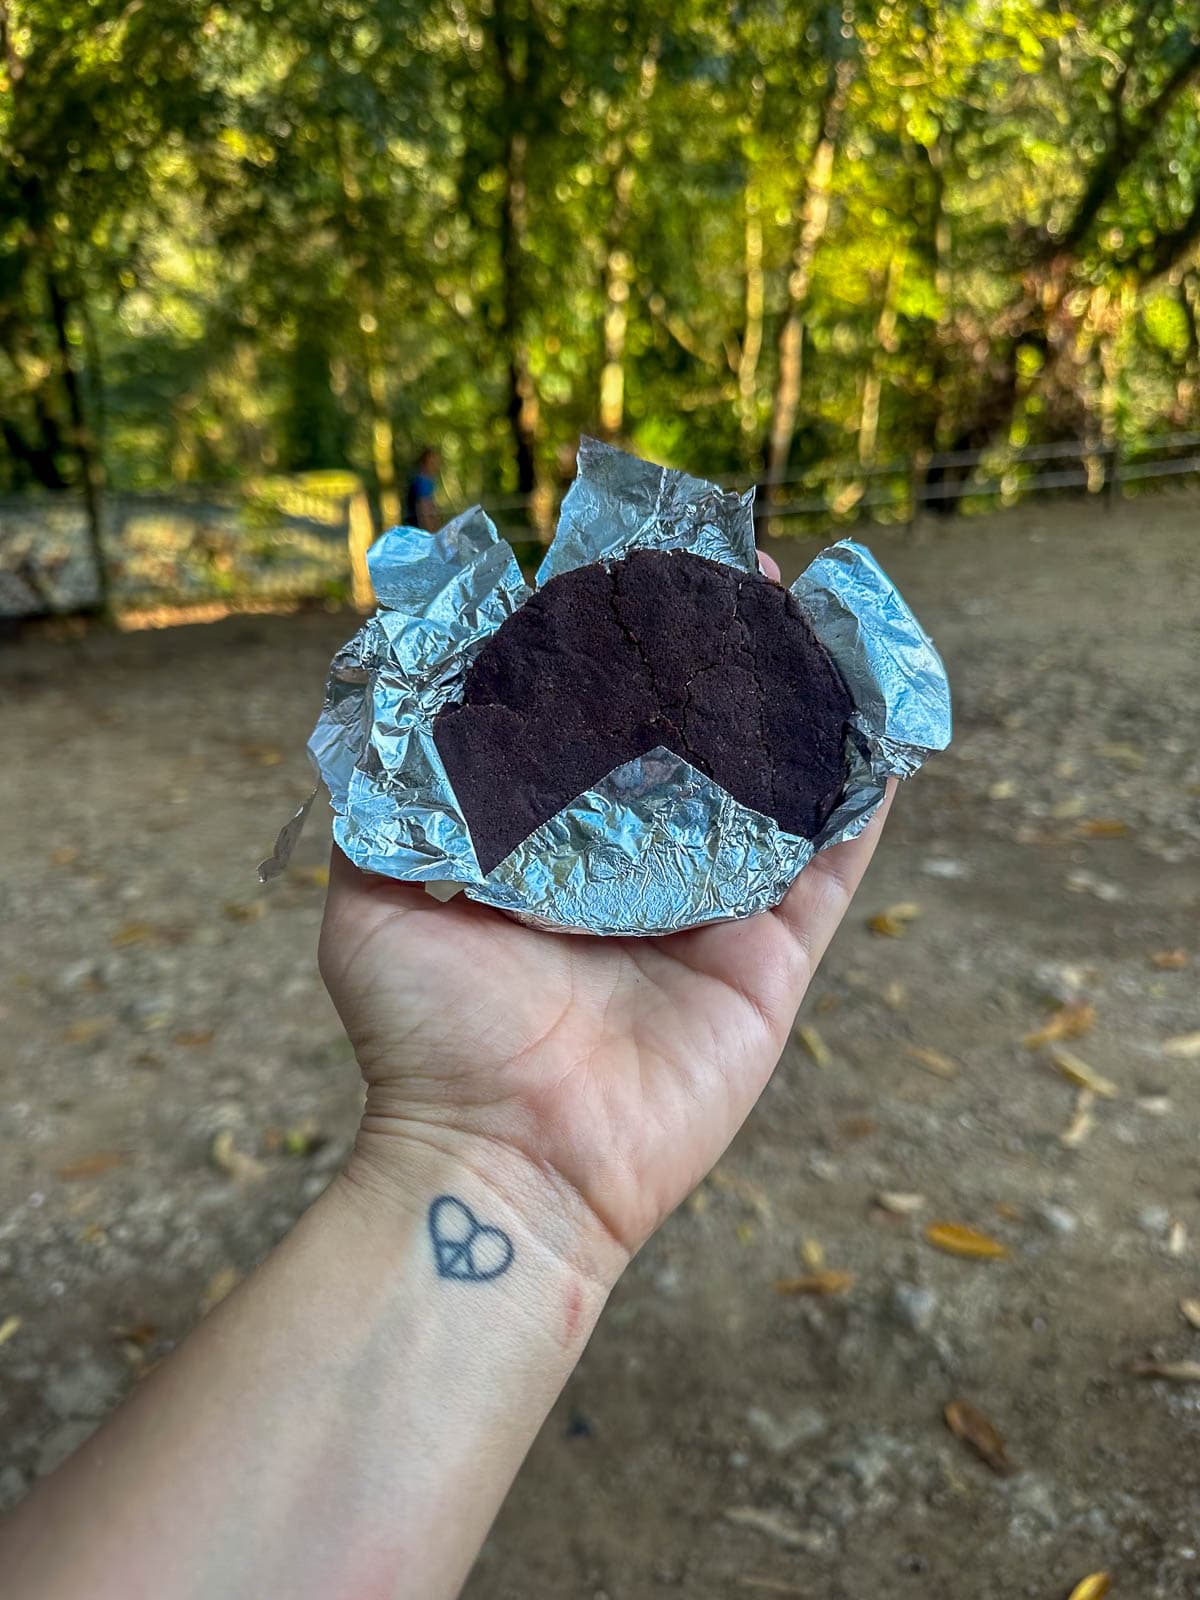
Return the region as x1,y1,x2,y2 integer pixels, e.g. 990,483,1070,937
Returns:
335,1114,629,1304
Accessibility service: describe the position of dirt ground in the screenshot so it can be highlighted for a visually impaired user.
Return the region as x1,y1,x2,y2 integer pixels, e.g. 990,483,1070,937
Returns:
1,494,1199,1599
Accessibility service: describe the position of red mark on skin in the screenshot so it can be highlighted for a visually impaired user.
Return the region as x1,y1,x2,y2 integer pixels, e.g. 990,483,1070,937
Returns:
562,1282,584,1347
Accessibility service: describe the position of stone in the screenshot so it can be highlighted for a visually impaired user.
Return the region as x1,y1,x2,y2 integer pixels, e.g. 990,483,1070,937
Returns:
891,1283,938,1334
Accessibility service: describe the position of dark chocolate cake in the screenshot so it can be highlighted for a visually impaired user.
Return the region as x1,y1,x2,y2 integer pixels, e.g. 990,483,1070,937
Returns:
433,549,853,874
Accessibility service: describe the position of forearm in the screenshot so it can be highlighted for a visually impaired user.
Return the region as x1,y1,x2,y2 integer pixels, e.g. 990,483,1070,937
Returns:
1,1141,616,1600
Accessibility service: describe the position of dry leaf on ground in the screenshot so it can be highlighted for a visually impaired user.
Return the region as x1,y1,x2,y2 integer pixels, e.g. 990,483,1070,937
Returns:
223,900,266,924
287,864,330,888
110,922,158,948
210,1131,267,1184
0,1314,21,1347
1151,948,1188,970
796,1024,832,1068
1098,740,1144,768
906,1046,960,1078
56,1151,126,1180
199,1266,242,1315
867,902,922,938
1067,1574,1111,1600
50,845,80,866
774,1270,855,1296
1163,1031,1200,1059
62,1018,114,1045
240,742,285,766
944,1399,1011,1475
875,1191,926,1215
1047,1046,1118,1099
925,1222,1010,1260
1023,1001,1095,1049
800,1237,825,1271
1131,1359,1200,1382
1075,817,1129,839
1059,1090,1096,1149
1179,1299,1200,1330
1169,1220,1188,1257
723,1507,812,1550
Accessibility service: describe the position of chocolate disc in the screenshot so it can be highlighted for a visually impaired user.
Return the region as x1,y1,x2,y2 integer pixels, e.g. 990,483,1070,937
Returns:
433,548,853,875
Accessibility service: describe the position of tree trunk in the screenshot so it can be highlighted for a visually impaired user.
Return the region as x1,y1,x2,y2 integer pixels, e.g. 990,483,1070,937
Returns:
599,166,635,440
492,0,540,504
362,309,400,530
736,173,764,445
765,42,855,494
46,270,109,615
857,254,903,466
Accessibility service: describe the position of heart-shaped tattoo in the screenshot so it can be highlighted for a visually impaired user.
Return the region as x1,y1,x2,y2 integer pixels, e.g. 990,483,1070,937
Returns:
428,1195,515,1283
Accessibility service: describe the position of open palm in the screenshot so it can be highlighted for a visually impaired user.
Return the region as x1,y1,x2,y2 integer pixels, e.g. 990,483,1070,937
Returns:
319,785,892,1268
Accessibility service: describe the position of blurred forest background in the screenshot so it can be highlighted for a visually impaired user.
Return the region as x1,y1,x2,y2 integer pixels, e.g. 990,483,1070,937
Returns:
5,0,1200,604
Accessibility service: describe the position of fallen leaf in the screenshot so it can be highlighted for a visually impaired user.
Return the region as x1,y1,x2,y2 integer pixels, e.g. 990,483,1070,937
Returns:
62,1017,114,1045
78,1223,108,1247
199,1266,241,1315
50,845,80,866
925,1222,1010,1261
993,1201,1023,1222
1169,1220,1188,1257
800,1237,825,1271
723,1507,813,1550
173,1029,214,1048
287,864,330,888
112,1321,158,1348
774,1270,856,1296
1059,1089,1096,1149
1151,949,1188,970
1179,1299,1200,1330
282,1119,325,1157
56,1151,125,1180
0,1315,21,1347
210,1131,267,1184
1163,1031,1200,1060
797,1024,832,1068
867,902,922,938
944,1399,1011,1475
110,922,158,948
989,778,1016,800
223,900,266,924
1131,1359,1200,1382
736,1221,756,1245
1075,817,1129,839
1135,1094,1171,1116
240,742,285,766
906,1045,960,1079
875,1191,926,1215
1098,740,1145,769
1023,1001,1095,1049
1047,1046,1118,1099
882,981,907,1010
1067,1574,1112,1600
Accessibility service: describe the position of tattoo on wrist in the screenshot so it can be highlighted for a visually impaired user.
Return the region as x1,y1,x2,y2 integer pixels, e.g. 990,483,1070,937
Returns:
428,1195,514,1283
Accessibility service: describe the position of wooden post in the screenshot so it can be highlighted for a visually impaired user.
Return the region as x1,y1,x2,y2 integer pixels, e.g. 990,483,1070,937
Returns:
347,487,376,611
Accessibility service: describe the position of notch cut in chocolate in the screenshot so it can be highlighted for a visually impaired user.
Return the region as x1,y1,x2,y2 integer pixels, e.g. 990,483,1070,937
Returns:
433,548,854,875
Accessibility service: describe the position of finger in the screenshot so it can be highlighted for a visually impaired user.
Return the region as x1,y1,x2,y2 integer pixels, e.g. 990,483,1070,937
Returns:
770,779,897,983
756,547,781,582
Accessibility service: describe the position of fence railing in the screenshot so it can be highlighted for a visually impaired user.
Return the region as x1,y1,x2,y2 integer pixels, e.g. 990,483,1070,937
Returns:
5,430,1200,617
478,430,1200,542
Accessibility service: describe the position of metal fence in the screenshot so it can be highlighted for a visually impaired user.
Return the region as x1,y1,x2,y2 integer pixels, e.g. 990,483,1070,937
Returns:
0,474,371,619
4,431,1199,617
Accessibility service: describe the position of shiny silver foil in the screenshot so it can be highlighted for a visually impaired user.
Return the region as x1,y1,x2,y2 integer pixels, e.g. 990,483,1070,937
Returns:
262,440,951,934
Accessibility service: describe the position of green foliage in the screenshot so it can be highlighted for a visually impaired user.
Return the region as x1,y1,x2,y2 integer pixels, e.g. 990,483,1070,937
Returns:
3,0,1200,510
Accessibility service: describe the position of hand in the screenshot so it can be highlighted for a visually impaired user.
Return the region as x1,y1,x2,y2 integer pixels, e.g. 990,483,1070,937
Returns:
319,554,893,1284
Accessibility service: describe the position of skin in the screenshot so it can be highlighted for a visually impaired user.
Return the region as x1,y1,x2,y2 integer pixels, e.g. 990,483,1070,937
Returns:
0,552,895,1599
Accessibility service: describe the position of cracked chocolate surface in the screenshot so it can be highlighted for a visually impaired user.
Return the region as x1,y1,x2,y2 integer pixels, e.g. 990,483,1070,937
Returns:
433,548,853,874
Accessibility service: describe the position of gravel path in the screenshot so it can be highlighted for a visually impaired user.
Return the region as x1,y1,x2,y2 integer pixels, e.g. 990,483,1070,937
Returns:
2,495,1199,1597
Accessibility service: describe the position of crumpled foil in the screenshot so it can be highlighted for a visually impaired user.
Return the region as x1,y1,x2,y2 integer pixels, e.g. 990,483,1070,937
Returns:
262,438,951,935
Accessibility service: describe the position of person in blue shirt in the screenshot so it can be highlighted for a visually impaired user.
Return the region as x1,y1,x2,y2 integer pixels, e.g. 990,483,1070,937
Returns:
404,445,441,531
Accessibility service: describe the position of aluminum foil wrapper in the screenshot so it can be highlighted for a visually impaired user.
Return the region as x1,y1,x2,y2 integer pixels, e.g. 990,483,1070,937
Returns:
262,439,951,935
